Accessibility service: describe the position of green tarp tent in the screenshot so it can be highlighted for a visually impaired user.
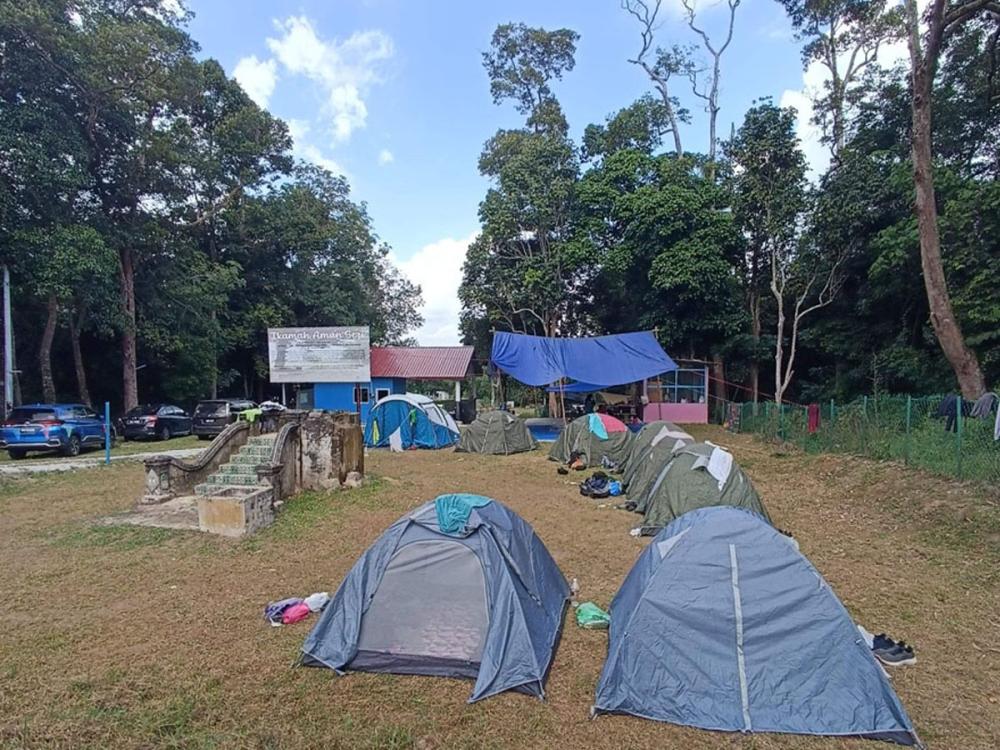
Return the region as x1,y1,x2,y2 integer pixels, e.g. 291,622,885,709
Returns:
548,414,634,469
455,411,539,455
620,421,694,490
634,442,768,534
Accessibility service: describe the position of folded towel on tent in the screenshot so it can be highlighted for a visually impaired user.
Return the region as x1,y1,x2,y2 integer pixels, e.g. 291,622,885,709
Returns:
706,446,733,490
435,493,493,535
588,413,609,440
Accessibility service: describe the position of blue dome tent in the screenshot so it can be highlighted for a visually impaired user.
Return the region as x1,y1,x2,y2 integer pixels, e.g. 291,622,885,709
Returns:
594,507,919,746
365,393,459,449
300,494,570,702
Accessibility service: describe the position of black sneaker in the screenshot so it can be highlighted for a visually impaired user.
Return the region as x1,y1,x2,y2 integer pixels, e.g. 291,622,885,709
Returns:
875,644,917,667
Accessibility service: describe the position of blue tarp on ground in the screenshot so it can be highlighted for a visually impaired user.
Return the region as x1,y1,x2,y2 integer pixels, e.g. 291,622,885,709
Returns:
491,331,676,387
594,506,918,746
300,496,570,702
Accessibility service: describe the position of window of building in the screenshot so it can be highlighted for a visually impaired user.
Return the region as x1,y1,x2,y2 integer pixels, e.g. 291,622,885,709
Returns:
354,386,370,404
376,388,390,402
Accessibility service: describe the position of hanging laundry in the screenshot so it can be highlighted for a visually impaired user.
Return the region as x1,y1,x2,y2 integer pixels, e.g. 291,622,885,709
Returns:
807,403,821,434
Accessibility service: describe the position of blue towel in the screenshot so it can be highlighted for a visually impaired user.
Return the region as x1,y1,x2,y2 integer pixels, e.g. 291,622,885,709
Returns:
435,493,493,535
588,413,609,440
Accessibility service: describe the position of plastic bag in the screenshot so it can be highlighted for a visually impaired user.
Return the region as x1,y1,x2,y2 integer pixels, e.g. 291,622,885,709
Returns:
575,601,611,629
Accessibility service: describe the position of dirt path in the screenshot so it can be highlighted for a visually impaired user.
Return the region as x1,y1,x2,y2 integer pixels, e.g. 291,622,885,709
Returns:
0,426,997,749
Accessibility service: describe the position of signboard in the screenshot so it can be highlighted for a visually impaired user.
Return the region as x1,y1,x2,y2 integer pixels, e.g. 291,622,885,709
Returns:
267,327,370,383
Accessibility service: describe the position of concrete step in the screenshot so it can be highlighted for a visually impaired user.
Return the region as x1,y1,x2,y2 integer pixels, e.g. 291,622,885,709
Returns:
194,483,264,498
215,464,258,479
231,452,265,465
203,472,261,487
237,444,273,458
247,435,277,446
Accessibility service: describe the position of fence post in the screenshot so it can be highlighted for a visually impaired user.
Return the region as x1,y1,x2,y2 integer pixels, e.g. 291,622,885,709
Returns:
905,395,912,466
956,401,963,480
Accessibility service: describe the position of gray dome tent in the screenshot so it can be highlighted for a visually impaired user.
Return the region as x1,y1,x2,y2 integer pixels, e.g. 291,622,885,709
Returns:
594,507,919,745
300,494,569,702
455,411,538,455
548,413,634,469
632,441,768,534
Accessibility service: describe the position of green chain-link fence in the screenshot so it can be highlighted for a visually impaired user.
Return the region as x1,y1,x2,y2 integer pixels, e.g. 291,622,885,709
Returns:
720,395,999,483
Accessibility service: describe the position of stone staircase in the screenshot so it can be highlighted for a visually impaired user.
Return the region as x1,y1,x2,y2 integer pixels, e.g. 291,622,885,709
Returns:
194,434,275,497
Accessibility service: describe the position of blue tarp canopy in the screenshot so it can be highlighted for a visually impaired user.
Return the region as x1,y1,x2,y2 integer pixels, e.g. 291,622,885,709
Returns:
544,381,605,393
491,331,676,388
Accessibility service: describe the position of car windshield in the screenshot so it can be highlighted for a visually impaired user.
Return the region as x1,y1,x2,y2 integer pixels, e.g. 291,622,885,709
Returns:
7,408,57,423
195,402,228,417
126,405,159,417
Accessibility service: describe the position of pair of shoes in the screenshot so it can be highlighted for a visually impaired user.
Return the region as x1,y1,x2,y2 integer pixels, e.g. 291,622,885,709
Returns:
557,466,569,475
872,633,916,667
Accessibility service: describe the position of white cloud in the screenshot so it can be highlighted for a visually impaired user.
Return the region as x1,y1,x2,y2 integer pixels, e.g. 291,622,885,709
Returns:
391,233,477,346
266,17,393,142
233,55,278,108
285,119,348,178
378,148,394,165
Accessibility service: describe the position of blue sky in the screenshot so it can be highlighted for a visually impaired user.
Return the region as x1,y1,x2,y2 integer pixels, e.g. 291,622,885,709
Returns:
185,0,818,345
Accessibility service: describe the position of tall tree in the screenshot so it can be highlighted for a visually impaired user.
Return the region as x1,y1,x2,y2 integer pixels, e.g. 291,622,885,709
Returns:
730,103,844,403
680,0,741,173
778,0,902,157
621,0,692,154
904,0,997,398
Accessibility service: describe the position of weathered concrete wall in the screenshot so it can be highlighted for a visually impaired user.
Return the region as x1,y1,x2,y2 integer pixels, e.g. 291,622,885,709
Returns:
197,486,274,538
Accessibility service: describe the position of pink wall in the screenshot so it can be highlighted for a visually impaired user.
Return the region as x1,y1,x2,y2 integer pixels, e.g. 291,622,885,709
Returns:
644,402,709,424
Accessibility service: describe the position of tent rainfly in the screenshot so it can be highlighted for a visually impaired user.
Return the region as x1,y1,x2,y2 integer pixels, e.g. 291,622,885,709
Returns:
365,393,459,449
629,442,767,534
455,411,538,455
301,494,570,702
594,506,920,746
548,413,634,469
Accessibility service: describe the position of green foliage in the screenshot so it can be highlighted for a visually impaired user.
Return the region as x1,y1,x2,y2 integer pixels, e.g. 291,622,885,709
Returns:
0,0,422,407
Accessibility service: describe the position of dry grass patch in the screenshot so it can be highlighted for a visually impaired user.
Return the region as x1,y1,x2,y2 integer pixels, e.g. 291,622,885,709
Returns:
1,427,998,749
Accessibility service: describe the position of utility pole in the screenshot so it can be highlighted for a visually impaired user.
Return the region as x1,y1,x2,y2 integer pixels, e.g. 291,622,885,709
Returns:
3,265,13,418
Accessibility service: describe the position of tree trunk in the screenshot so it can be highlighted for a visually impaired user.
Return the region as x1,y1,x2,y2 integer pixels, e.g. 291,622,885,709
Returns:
209,310,218,399
39,293,58,403
907,10,987,399
120,247,139,410
711,353,727,404
749,290,761,403
69,309,92,407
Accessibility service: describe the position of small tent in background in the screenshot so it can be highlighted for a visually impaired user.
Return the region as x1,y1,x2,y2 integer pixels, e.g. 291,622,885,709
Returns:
620,421,693,488
548,413,634,469
365,394,459,449
456,411,538,455
300,495,569,702
631,441,767,534
594,507,919,746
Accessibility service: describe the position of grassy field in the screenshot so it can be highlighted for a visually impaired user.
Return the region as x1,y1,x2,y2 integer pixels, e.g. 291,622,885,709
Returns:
1,426,998,749
0,434,202,463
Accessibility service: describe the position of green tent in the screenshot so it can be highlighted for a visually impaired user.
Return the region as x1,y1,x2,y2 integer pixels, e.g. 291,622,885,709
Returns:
620,421,694,490
455,411,539,455
635,442,768,534
548,414,634,469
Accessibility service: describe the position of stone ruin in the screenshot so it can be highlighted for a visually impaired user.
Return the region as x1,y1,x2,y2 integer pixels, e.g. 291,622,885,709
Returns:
116,410,364,538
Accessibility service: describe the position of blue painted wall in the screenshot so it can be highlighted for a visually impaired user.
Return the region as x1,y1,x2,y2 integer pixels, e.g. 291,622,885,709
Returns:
313,378,406,424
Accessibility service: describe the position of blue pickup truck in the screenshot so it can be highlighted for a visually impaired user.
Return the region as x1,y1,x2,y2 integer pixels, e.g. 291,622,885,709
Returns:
0,403,108,459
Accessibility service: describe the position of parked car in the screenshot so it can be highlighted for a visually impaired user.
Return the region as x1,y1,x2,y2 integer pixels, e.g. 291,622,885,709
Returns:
191,399,257,440
1,403,108,459
121,403,192,441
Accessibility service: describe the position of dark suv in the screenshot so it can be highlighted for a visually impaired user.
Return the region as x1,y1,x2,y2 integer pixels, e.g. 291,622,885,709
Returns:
121,404,192,441
192,399,256,440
